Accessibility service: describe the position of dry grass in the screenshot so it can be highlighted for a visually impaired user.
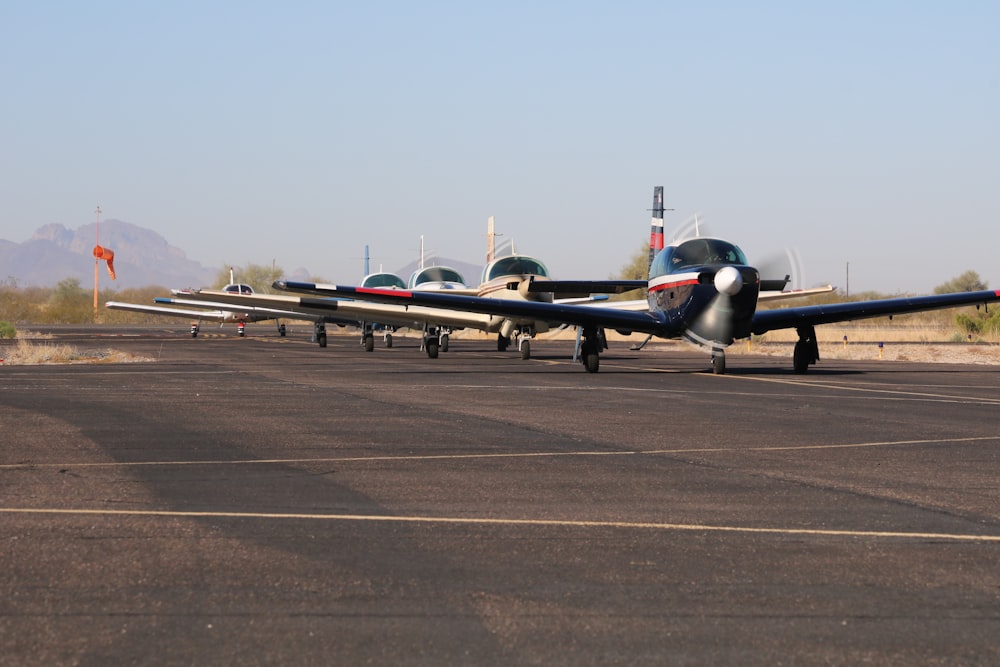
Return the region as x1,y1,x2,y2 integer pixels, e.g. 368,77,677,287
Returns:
0,337,152,366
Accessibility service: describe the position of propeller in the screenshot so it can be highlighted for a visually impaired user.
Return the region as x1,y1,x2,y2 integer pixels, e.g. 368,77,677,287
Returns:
683,266,743,350
756,247,804,292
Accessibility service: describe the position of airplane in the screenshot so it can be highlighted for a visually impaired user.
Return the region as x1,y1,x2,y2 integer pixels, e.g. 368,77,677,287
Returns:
105,279,303,339
248,187,1000,374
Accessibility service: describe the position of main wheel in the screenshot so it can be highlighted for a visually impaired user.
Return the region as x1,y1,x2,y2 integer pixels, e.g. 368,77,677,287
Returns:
583,351,600,373
426,339,440,359
440,334,449,352
385,334,393,348
317,332,327,348
364,334,375,352
793,342,809,373
520,340,531,360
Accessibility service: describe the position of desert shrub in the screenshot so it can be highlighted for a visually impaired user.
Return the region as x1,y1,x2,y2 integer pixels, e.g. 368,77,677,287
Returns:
0,321,15,338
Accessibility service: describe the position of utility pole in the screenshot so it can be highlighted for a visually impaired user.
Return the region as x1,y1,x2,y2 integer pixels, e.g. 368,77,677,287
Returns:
845,261,850,298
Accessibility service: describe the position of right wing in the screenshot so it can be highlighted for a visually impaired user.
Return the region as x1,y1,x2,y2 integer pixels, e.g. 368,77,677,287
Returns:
105,301,234,322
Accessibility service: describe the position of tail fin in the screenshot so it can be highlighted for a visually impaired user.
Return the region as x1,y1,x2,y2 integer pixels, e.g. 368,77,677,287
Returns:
646,186,665,277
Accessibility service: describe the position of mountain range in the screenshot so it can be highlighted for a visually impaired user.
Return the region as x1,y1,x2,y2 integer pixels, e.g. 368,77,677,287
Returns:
1,220,484,290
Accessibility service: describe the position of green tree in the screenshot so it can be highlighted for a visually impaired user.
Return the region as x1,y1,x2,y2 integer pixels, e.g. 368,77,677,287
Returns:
47,278,92,323
934,270,987,294
611,240,650,301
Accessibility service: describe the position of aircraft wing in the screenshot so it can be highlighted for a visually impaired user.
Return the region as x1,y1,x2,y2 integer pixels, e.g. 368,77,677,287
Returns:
758,285,836,302
180,290,504,331
750,289,1000,335
273,281,666,334
154,297,322,323
105,301,235,322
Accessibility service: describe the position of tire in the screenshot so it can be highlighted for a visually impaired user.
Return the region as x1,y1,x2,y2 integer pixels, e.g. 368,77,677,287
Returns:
440,334,449,352
712,354,726,375
793,342,809,374
318,332,327,348
364,334,375,352
385,334,393,348
426,339,439,359
520,340,531,360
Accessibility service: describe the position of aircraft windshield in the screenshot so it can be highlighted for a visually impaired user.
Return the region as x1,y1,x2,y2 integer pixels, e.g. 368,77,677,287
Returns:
483,256,549,283
650,239,748,275
410,266,465,287
363,273,406,289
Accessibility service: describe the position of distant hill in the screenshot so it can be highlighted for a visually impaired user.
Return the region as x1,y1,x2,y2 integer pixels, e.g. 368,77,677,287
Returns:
1,220,481,291
1,220,216,290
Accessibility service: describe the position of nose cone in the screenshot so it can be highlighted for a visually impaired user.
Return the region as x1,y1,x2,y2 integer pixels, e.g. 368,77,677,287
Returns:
714,266,743,296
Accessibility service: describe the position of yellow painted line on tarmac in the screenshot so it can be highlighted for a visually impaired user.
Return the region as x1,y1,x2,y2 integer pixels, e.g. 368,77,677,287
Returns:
2,506,999,542
4,436,999,470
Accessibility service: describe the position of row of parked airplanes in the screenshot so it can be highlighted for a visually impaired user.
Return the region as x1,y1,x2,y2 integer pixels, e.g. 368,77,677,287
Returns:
107,187,1000,375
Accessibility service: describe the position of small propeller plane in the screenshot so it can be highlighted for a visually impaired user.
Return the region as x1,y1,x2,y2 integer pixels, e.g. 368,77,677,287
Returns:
106,279,306,339
252,188,999,374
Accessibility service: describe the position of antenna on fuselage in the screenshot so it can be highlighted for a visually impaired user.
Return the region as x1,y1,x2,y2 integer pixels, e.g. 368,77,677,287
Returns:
364,245,370,276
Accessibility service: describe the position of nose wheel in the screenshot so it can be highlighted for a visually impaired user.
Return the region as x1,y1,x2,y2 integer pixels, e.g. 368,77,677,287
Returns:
711,350,726,375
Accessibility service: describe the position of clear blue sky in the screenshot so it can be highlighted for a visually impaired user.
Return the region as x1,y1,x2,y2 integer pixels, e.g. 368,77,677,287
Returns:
2,1,997,293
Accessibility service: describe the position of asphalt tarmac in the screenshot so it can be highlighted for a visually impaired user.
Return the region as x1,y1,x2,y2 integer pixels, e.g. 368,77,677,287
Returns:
2,324,1000,665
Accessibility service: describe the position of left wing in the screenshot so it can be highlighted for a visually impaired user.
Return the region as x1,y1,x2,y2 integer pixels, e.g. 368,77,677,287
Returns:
751,289,1000,334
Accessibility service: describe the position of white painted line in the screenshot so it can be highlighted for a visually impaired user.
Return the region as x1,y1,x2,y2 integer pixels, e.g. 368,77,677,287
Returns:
2,507,998,542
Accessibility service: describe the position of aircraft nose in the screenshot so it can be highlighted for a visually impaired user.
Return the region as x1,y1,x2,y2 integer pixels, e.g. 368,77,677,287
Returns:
714,266,743,296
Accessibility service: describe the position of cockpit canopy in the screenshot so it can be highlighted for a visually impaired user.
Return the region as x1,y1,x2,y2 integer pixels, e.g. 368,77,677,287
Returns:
361,272,406,289
408,266,466,289
223,283,254,295
481,256,550,284
650,238,748,277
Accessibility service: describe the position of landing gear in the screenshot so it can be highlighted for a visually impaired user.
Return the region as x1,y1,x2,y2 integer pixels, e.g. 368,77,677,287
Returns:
793,325,820,374
425,337,440,359
364,333,375,352
497,334,510,352
579,327,607,373
314,322,327,347
440,333,449,352
384,333,393,348
190,323,199,338
278,323,287,337
520,339,531,360
711,350,726,375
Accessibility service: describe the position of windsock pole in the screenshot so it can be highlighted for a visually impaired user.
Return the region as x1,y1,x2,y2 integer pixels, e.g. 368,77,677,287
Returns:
93,206,101,319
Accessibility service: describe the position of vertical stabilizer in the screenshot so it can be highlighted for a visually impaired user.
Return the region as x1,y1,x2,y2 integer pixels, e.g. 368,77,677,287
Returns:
647,186,665,275
486,216,496,264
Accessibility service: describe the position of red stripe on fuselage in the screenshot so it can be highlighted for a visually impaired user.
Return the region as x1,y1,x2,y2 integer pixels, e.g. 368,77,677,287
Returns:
648,278,699,293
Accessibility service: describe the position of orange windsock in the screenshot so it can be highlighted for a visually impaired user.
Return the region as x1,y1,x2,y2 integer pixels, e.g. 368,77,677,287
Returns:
93,245,116,280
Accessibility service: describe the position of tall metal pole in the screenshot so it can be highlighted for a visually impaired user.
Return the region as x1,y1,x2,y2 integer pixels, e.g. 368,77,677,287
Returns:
93,205,101,318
